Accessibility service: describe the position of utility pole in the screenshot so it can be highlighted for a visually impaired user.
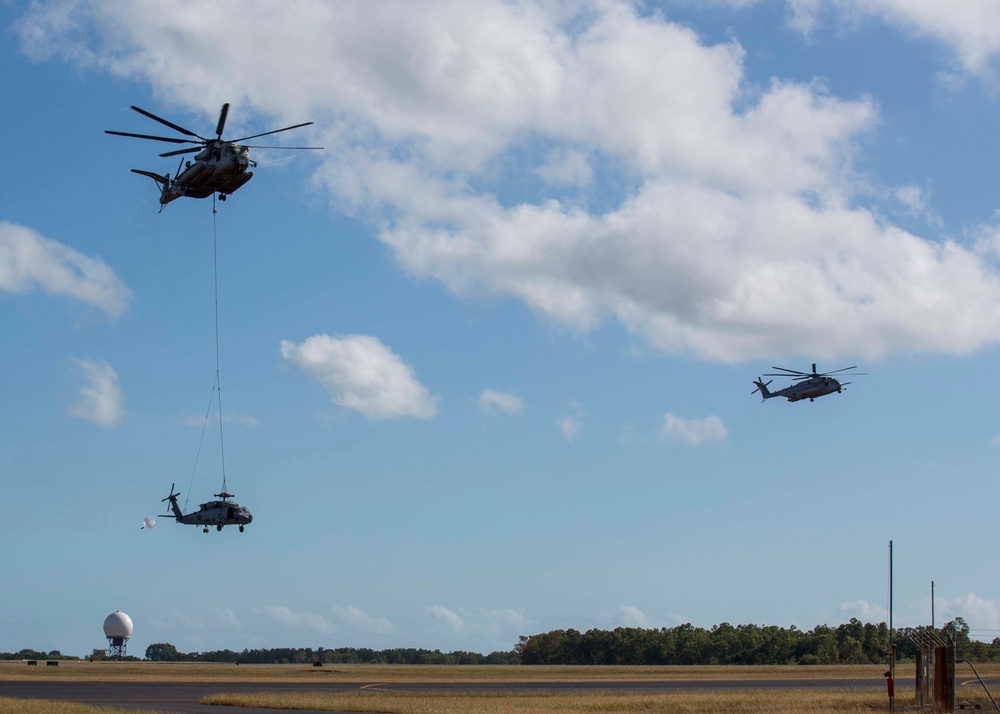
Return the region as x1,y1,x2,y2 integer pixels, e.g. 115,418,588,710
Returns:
887,540,895,711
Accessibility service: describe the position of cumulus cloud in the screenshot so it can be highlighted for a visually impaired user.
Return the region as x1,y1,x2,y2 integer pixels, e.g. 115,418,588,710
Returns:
617,605,652,628
0,222,131,318
816,1,1000,79
938,593,1000,632
150,605,241,631
281,334,438,420
332,606,393,635
556,402,585,442
658,413,728,446
427,605,465,633
258,606,333,634
839,599,888,623
17,1,1000,361
478,388,524,415
69,358,124,428
426,605,529,641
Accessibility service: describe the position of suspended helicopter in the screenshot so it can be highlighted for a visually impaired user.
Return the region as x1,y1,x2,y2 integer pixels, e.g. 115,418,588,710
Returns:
160,483,253,533
106,103,322,210
752,363,866,403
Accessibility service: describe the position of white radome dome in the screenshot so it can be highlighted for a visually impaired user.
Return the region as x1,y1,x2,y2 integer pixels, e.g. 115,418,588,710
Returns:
103,611,133,639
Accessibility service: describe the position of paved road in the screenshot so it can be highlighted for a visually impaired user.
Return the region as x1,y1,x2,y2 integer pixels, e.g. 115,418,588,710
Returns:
0,677,905,713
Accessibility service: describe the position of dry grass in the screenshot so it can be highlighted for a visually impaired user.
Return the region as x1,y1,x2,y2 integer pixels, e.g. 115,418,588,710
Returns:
0,697,156,714
202,688,897,713
0,661,895,683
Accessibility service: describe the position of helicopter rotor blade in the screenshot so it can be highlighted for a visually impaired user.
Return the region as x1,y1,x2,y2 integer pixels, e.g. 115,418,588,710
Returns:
215,103,230,139
130,105,206,140
816,366,858,375
105,130,198,144
159,146,204,158
231,121,314,143
767,366,810,376
241,144,325,150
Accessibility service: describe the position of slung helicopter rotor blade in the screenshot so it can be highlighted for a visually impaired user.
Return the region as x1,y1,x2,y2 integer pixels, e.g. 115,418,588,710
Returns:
215,103,230,138
105,130,199,144
231,121,314,143
130,105,206,140
159,146,204,157
241,144,325,150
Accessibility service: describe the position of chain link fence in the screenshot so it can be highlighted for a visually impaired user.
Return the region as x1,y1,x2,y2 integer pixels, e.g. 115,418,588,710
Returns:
956,658,1000,711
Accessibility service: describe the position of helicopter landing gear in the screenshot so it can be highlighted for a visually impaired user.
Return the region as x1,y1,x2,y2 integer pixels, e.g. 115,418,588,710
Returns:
217,524,223,531
203,527,209,533
239,525,245,532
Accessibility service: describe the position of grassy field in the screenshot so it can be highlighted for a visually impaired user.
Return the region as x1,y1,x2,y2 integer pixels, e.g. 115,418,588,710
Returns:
203,689,893,713
0,697,156,714
0,663,908,713
0,661,895,682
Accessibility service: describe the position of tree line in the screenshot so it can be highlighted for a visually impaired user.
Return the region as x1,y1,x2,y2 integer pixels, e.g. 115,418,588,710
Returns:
144,642,519,664
516,617,1000,665
7,617,998,665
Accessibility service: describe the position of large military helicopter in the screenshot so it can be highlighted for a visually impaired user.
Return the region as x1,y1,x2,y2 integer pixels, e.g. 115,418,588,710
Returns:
160,483,253,533
752,364,865,402
106,103,322,210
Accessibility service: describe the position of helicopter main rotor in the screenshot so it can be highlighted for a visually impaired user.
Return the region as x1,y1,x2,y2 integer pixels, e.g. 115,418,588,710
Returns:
106,104,323,157
764,363,867,381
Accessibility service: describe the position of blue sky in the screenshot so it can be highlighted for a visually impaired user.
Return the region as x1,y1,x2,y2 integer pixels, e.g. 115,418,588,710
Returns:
3,0,1000,658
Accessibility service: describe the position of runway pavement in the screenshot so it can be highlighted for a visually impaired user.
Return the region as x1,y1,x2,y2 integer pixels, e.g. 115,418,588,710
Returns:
0,676,903,713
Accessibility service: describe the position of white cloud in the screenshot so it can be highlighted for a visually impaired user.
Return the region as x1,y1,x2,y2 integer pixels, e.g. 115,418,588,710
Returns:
556,402,585,442
839,599,888,623
618,605,652,628
69,358,124,428
427,605,465,633
18,1,1000,361
150,605,241,632
332,606,393,635
426,605,528,641
938,593,1000,632
281,334,438,420
258,606,333,634
658,413,728,446
487,607,529,629
843,1,1000,79
0,222,131,318
478,389,524,415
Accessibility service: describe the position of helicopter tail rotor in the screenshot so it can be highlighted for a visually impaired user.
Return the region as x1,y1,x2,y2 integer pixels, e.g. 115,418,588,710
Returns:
159,483,184,520
751,378,773,400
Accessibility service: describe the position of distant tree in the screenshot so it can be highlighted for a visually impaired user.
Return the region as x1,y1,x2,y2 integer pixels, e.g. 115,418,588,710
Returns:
145,643,180,661
839,636,866,664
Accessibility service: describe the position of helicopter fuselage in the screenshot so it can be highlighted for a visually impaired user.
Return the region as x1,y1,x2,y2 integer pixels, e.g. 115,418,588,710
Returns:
774,376,842,401
758,376,843,402
159,143,255,205
160,486,252,532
